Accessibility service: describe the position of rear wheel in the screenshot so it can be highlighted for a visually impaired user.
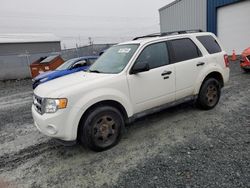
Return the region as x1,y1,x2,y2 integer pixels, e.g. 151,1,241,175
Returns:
79,106,123,152
197,78,221,110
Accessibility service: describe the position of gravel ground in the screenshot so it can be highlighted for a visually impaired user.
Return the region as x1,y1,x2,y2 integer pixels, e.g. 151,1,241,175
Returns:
0,62,249,188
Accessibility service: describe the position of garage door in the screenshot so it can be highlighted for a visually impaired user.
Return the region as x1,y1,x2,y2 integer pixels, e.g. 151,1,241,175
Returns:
217,1,250,54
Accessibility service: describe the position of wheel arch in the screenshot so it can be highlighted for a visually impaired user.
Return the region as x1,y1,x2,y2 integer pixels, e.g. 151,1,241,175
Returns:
203,71,224,87
195,71,224,95
77,100,129,140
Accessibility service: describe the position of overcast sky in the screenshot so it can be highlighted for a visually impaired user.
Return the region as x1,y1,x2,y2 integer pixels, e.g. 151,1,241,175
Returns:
0,0,174,48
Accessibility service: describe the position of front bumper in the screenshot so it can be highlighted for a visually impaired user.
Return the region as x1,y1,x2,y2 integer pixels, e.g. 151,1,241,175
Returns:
32,105,76,141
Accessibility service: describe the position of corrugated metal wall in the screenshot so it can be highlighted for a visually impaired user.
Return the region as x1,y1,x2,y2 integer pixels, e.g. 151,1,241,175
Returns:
0,42,61,56
0,52,53,80
159,0,207,33
0,44,113,80
0,42,61,80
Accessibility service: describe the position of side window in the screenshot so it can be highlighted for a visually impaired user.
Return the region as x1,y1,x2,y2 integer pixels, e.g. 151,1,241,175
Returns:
197,35,222,54
135,42,169,69
169,38,202,63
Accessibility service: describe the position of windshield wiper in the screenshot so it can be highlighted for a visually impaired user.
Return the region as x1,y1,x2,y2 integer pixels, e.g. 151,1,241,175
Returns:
88,70,101,73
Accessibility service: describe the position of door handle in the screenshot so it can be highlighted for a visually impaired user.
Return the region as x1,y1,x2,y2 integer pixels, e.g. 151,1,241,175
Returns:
161,71,172,76
197,62,205,66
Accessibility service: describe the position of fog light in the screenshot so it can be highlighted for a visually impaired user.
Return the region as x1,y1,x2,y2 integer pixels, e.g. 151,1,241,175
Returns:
46,125,57,135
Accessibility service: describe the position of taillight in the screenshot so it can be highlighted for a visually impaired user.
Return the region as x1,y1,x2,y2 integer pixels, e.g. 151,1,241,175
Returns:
224,54,229,67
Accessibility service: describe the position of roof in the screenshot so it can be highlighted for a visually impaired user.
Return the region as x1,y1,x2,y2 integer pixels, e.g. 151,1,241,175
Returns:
0,33,60,44
65,56,99,62
119,32,213,46
159,0,182,11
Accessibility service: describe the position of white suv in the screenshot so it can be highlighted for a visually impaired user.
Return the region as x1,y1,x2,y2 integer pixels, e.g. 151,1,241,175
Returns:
32,31,230,151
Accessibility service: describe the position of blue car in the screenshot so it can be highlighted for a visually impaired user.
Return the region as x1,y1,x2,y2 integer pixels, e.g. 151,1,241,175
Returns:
32,56,98,89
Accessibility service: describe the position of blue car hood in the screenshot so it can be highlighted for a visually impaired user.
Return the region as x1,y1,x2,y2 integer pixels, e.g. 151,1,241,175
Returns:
33,66,90,88
34,71,56,81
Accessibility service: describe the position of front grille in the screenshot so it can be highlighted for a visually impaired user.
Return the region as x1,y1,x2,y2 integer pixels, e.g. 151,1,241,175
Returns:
33,95,43,114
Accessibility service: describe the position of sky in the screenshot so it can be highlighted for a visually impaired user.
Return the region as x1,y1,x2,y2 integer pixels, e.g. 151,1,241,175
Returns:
0,0,174,48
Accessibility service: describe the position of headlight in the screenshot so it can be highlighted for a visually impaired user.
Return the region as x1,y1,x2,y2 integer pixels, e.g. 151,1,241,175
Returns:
43,98,68,113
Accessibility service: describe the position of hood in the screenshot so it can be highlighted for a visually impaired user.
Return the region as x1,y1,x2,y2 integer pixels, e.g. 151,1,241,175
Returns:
242,47,250,57
34,71,113,97
40,69,74,81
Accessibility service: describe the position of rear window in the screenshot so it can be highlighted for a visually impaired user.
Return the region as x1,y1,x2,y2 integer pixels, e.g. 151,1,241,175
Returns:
168,38,202,63
197,35,222,54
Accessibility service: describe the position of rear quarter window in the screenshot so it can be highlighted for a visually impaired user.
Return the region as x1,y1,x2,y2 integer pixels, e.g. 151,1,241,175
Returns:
197,35,222,54
168,38,202,63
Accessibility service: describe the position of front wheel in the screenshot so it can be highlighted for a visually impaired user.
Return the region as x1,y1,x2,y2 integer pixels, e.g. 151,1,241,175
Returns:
79,106,123,152
197,78,221,110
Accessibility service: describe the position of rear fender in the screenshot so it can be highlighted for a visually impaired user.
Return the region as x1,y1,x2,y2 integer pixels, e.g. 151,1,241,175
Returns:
194,65,224,95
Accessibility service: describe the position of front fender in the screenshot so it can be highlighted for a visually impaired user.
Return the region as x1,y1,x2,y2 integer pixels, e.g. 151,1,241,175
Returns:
68,88,133,140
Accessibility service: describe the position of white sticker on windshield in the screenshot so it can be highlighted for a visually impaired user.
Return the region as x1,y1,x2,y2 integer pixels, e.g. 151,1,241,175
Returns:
118,48,131,53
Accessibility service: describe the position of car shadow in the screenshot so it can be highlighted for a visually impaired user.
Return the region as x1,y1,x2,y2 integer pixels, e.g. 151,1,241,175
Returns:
38,100,198,158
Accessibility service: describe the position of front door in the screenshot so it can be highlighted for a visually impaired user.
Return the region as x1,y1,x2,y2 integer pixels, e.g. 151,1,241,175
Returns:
127,42,175,114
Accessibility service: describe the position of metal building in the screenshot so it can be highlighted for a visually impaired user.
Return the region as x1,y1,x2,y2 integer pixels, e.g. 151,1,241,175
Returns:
0,34,61,80
159,0,250,54
159,0,207,33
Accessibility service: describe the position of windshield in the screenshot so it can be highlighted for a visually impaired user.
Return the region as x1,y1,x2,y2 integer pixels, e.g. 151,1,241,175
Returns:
89,44,139,74
56,59,76,70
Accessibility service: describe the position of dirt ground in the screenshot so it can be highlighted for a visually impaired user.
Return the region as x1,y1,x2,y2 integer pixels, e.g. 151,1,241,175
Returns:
0,62,249,188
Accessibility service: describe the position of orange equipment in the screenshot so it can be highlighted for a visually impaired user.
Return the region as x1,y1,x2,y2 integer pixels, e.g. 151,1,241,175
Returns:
231,50,237,61
240,47,250,72
30,55,64,78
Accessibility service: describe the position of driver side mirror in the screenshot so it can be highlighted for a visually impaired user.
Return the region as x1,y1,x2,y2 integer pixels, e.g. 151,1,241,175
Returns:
130,62,150,74
71,61,87,69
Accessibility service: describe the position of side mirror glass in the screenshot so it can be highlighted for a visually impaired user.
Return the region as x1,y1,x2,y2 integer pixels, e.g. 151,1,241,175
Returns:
71,61,86,69
130,62,150,74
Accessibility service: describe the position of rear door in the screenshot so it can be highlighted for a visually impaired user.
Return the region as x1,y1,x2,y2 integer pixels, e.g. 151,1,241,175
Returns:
168,38,206,99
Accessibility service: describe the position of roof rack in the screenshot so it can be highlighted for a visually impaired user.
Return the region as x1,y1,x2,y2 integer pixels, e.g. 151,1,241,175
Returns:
133,29,203,40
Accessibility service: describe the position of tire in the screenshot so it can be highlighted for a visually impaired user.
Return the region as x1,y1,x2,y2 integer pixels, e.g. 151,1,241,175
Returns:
197,78,221,110
79,106,124,152
242,68,250,73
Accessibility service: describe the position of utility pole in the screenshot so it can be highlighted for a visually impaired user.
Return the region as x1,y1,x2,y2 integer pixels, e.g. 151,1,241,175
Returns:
88,37,94,55
76,43,79,57
78,35,81,47
88,37,93,45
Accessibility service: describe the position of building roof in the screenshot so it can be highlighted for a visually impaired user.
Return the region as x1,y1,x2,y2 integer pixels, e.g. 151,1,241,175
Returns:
159,0,182,11
0,33,60,44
